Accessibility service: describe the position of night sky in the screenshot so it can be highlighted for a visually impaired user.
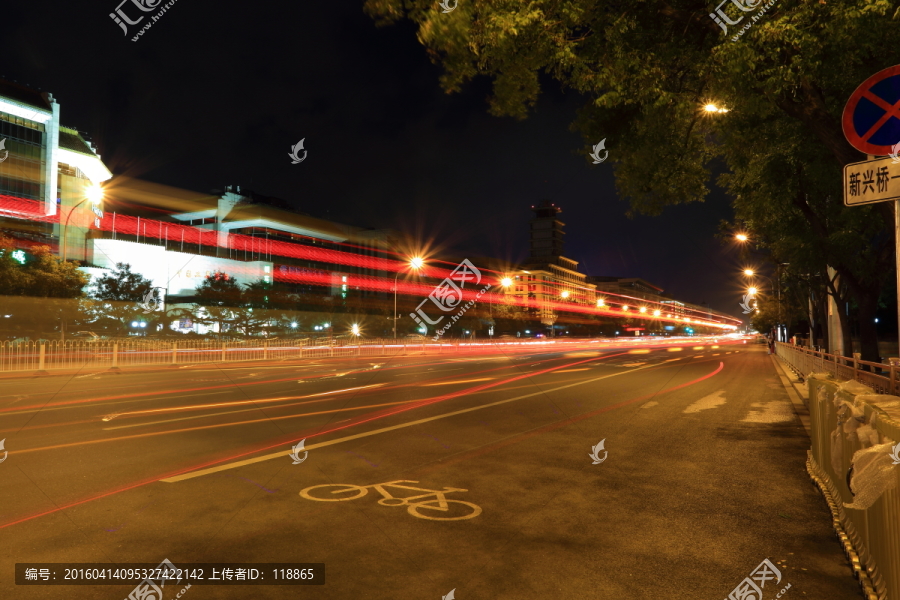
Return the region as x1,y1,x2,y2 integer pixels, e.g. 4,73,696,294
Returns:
1,0,744,320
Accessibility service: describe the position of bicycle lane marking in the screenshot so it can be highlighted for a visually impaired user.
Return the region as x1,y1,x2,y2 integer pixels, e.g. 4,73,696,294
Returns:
299,480,483,521
160,357,712,482
0,353,692,531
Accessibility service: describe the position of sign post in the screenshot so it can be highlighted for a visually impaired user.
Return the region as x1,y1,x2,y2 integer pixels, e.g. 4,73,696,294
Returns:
842,64,900,355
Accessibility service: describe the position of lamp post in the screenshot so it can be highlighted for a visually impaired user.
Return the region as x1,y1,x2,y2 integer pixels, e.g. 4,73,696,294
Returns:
744,269,783,339
490,277,513,339
394,257,424,339
61,184,104,262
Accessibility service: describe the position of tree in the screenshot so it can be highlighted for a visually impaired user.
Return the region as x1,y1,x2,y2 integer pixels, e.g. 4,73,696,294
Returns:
0,237,89,339
88,262,156,335
364,0,900,360
193,272,244,336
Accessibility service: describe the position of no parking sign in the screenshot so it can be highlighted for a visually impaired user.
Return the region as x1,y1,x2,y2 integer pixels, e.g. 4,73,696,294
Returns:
842,65,900,156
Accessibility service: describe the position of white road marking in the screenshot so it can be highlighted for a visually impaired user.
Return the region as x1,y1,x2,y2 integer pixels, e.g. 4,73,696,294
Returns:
741,401,794,423
640,401,659,409
161,360,672,482
683,390,726,414
422,377,495,386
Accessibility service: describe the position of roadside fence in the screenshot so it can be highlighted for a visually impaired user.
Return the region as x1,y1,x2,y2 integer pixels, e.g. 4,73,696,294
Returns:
774,342,897,394
0,335,732,374
776,341,899,600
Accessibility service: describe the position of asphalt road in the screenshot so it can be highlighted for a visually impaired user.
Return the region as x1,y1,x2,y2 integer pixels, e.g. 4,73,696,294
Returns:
0,338,864,599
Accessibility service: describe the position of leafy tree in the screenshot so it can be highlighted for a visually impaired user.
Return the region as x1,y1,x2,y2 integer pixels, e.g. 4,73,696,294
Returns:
364,0,900,360
193,272,244,336
88,262,156,335
0,237,89,339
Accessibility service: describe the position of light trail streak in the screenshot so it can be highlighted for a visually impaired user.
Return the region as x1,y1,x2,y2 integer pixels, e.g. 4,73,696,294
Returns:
0,352,733,530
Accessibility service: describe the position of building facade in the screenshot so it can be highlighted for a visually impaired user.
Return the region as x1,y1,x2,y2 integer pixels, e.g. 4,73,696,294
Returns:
505,201,598,328
0,79,112,260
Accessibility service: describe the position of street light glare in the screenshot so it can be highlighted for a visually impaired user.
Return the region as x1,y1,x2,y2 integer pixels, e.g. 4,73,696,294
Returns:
748,287,758,295
409,257,424,269
351,323,361,336
501,277,513,287
704,103,719,112
743,269,754,276
561,290,570,298
597,298,605,307
86,184,104,204
735,233,749,242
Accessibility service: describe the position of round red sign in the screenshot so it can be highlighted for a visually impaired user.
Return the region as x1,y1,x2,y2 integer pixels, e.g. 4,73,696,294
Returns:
842,65,900,156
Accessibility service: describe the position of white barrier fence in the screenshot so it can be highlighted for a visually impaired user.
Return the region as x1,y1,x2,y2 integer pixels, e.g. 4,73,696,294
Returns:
0,335,735,373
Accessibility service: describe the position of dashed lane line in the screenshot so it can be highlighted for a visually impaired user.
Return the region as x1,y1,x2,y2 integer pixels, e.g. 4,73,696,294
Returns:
160,359,705,483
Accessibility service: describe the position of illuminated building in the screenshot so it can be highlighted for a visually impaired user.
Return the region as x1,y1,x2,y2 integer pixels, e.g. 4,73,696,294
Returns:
0,78,112,259
504,201,597,328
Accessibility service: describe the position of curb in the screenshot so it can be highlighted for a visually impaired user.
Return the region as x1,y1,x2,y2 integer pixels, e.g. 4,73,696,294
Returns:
769,354,811,436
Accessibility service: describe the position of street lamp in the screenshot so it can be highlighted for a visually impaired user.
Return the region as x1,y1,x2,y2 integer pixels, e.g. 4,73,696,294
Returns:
744,266,787,340
560,290,570,299
394,257,424,339
735,233,749,242
703,102,730,114
61,183,104,261
490,277,514,339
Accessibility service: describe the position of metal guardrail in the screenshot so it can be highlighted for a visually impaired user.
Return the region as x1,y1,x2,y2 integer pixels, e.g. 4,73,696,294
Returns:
776,343,899,599
0,335,733,373
774,342,897,395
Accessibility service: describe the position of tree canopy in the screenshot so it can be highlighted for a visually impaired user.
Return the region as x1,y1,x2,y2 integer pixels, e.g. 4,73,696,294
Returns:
364,0,900,359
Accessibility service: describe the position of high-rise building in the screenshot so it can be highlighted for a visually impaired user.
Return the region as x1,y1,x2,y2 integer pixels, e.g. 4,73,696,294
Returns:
504,201,597,328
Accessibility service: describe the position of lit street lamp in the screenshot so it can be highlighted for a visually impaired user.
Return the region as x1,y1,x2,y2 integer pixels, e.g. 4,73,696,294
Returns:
61,184,104,261
394,257,424,339
490,277,514,339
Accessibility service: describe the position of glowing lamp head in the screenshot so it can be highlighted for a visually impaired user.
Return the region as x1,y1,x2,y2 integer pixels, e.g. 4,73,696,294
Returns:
748,287,758,296
351,324,361,336
639,306,647,313
561,290,570,299
704,103,719,113
501,277,513,287
743,269,754,276
86,184,104,204
653,310,661,317
735,233,748,242
622,305,629,311
597,299,605,307
409,257,424,270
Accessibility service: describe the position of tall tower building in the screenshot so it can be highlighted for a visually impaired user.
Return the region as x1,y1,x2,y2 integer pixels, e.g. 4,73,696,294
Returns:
529,200,565,259
501,201,597,330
